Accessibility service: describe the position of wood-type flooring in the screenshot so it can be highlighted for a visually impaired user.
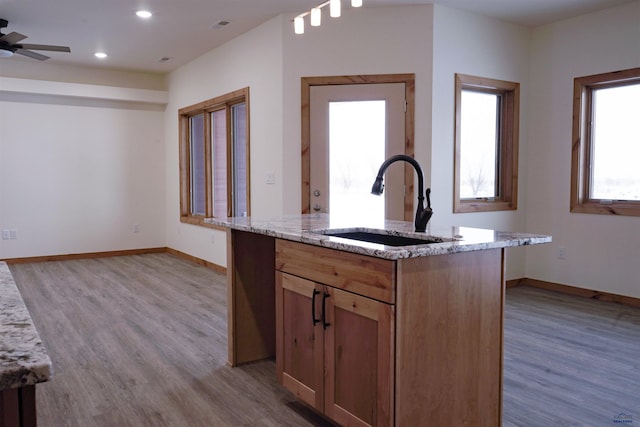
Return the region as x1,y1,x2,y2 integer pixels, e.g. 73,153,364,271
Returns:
8,253,640,426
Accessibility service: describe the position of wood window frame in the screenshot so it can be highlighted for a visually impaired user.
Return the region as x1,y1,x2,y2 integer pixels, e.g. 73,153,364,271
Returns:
301,74,416,220
570,67,640,217
179,87,250,227
454,74,519,213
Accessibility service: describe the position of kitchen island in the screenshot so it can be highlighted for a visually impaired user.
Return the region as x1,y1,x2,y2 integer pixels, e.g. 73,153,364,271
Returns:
206,214,551,426
0,262,52,427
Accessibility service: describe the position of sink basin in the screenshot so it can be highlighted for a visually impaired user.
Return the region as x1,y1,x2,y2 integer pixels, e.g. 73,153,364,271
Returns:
315,229,451,247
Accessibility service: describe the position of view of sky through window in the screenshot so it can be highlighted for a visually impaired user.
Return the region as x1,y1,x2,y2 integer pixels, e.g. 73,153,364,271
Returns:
329,100,386,221
460,90,498,199
591,83,640,201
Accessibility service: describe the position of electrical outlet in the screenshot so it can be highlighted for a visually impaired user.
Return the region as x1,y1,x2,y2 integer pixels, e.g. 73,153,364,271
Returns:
9,229,17,240
558,246,566,260
133,224,140,233
210,233,216,244
1,230,9,240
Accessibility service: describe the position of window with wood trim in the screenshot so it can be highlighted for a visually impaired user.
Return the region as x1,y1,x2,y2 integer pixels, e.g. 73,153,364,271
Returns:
571,67,640,217
179,88,250,225
454,74,519,213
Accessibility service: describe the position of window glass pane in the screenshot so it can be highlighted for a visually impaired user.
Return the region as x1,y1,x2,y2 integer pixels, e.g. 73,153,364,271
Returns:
232,103,248,217
460,90,498,199
190,114,206,215
329,100,385,222
591,83,640,201
211,110,227,217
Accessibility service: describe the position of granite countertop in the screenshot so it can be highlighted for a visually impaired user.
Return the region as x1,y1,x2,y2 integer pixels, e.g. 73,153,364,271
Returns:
206,213,552,260
0,262,52,391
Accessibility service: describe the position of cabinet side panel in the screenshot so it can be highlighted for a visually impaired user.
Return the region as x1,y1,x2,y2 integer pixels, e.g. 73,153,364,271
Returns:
0,387,21,427
395,249,504,426
378,302,394,427
228,230,276,365
276,271,284,383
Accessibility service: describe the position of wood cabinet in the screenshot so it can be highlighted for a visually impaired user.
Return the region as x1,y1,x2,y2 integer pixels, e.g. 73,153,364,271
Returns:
275,273,322,410
0,386,36,427
276,272,393,427
275,239,395,426
227,230,505,426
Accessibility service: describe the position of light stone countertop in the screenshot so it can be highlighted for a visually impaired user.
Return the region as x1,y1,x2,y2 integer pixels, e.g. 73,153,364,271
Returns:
205,213,552,260
0,261,52,391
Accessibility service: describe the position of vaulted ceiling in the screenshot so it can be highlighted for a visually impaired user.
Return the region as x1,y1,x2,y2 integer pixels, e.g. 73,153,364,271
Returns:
0,0,634,73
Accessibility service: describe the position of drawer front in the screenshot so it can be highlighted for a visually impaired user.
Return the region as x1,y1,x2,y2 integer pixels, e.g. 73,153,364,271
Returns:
276,239,395,303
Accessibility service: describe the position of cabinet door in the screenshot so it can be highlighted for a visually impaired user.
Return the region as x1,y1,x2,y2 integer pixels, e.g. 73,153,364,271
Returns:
323,286,394,427
275,272,324,410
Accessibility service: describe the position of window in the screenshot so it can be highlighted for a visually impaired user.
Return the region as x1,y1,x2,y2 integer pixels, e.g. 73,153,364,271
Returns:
179,88,250,225
571,67,640,216
454,74,519,213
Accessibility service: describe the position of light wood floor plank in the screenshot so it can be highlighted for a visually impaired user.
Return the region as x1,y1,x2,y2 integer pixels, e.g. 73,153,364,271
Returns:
10,254,333,427
9,254,640,426
503,286,640,426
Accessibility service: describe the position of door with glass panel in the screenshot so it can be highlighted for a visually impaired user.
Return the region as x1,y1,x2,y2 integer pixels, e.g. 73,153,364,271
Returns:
309,83,406,222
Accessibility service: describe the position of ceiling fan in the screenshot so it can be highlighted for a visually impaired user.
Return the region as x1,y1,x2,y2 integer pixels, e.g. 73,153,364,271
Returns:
0,18,71,60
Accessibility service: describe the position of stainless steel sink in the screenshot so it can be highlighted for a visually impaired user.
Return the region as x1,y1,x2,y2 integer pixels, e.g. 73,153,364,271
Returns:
314,228,453,247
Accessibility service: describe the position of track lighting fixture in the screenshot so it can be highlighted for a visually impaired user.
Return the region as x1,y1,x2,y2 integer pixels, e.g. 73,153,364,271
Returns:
294,16,304,34
292,0,362,35
311,7,321,26
330,0,341,18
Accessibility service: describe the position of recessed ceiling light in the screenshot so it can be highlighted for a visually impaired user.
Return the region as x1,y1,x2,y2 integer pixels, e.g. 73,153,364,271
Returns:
136,10,152,19
94,52,107,59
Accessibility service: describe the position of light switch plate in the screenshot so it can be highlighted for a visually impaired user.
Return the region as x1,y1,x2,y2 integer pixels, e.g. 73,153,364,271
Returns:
266,171,275,184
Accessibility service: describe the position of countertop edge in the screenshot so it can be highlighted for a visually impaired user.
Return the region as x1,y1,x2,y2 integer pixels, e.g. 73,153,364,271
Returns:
205,215,552,260
0,261,53,391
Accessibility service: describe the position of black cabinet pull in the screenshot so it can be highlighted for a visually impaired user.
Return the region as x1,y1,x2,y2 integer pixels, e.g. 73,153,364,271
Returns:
311,289,321,325
322,291,331,330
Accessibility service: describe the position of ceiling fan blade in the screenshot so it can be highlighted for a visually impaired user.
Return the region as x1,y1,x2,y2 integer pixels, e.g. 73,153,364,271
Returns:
19,43,70,53
15,48,50,61
0,31,27,44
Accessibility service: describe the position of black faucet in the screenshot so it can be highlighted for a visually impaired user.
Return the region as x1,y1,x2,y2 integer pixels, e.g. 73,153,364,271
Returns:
371,154,432,232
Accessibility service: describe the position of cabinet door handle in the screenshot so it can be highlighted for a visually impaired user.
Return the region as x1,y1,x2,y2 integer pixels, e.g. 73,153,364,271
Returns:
311,289,321,325
322,291,331,330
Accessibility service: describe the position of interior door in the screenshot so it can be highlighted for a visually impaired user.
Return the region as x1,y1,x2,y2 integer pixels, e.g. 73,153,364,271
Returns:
309,83,406,222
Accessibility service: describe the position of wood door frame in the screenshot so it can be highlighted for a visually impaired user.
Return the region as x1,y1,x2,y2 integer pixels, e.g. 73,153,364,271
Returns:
301,74,416,219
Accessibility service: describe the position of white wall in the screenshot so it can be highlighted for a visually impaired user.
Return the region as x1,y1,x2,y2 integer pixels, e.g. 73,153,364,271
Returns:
165,6,436,266
431,5,532,279
281,5,434,214
0,58,166,90
166,5,535,279
525,1,640,298
164,17,285,267
0,80,167,259
3,2,638,299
